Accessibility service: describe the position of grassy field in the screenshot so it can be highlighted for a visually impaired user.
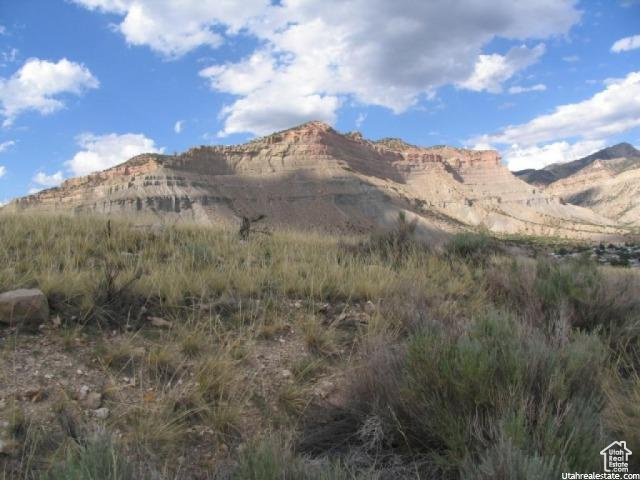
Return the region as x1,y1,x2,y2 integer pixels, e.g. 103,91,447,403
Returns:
0,213,639,479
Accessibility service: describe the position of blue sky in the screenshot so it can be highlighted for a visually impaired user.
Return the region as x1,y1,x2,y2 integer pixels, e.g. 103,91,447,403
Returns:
0,0,639,202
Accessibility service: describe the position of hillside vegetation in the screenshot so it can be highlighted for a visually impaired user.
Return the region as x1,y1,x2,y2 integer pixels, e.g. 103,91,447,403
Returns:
1,214,639,479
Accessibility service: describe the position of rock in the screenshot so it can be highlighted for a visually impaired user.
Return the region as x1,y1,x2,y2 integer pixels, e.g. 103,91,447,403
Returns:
51,315,62,328
281,369,292,379
148,316,172,328
83,392,102,410
364,301,376,315
0,289,49,328
77,385,90,401
92,407,109,419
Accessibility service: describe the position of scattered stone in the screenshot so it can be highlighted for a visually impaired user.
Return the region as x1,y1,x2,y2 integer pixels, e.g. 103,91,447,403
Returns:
51,315,62,328
77,385,90,401
148,316,172,328
0,289,49,329
364,300,376,315
92,407,110,419
281,369,292,379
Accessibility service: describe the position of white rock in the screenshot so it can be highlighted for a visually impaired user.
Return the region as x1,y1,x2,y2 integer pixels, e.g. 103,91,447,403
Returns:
92,408,109,419
148,316,172,328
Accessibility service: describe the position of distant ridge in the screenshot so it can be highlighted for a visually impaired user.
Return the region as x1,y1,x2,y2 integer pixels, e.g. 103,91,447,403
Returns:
516,143,640,226
515,143,640,186
3,122,626,240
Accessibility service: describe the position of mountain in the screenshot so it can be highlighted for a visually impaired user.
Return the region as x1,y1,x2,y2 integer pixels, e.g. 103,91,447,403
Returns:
515,143,640,186
3,122,624,240
515,143,640,226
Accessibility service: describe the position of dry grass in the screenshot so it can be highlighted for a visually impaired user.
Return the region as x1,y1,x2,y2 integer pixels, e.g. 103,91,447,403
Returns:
1,213,639,478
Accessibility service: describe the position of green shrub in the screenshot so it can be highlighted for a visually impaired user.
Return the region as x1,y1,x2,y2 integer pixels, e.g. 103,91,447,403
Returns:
300,311,608,476
231,436,356,480
353,212,427,264
45,434,137,480
445,233,502,264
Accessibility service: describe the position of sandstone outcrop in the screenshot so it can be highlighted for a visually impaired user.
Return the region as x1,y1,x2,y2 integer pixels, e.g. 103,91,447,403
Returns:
3,122,627,240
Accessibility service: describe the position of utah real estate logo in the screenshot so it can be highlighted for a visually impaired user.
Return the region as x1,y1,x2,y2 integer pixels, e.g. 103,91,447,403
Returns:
600,441,632,473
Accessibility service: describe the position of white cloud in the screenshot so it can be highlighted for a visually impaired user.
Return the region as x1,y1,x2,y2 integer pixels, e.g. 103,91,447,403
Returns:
355,113,367,129
77,0,580,136
0,165,5,178
508,83,547,94
33,171,64,188
502,140,606,171
473,71,640,147
612,34,640,53
562,55,580,62
71,0,270,58
65,132,163,176
0,58,99,127
459,44,546,93
1,48,19,67
174,120,183,133
0,140,15,152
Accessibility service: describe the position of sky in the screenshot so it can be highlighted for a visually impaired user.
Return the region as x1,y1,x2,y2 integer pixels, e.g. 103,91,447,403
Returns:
0,0,639,203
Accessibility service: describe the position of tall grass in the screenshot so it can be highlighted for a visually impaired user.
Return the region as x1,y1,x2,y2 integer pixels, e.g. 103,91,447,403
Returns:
1,213,639,479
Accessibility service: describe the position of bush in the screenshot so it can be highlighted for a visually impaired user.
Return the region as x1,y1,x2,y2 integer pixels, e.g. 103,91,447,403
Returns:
445,233,502,264
45,434,137,480
487,257,640,345
300,311,608,476
352,212,426,264
230,436,356,480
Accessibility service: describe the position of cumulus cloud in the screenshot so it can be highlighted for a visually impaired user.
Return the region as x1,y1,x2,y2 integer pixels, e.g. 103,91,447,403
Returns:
0,58,98,127
473,71,640,147
459,44,546,93
33,171,64,188
71,0,270,58
502,140,606,171
0,140,15,152
611,34,640,53
508,83,547,94
65,132,163,176
470,71,640,170
76,0,580,136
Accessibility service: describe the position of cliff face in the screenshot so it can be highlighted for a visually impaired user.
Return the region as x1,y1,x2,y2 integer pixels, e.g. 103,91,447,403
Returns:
5,121,625,240
516,144,640,227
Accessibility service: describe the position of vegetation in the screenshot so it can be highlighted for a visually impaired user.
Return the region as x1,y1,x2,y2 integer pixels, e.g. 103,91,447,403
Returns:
0,213,639,478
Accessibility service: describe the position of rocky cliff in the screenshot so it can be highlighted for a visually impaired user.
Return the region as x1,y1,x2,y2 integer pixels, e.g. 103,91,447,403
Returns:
516,143,640,227
4,122,625,240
